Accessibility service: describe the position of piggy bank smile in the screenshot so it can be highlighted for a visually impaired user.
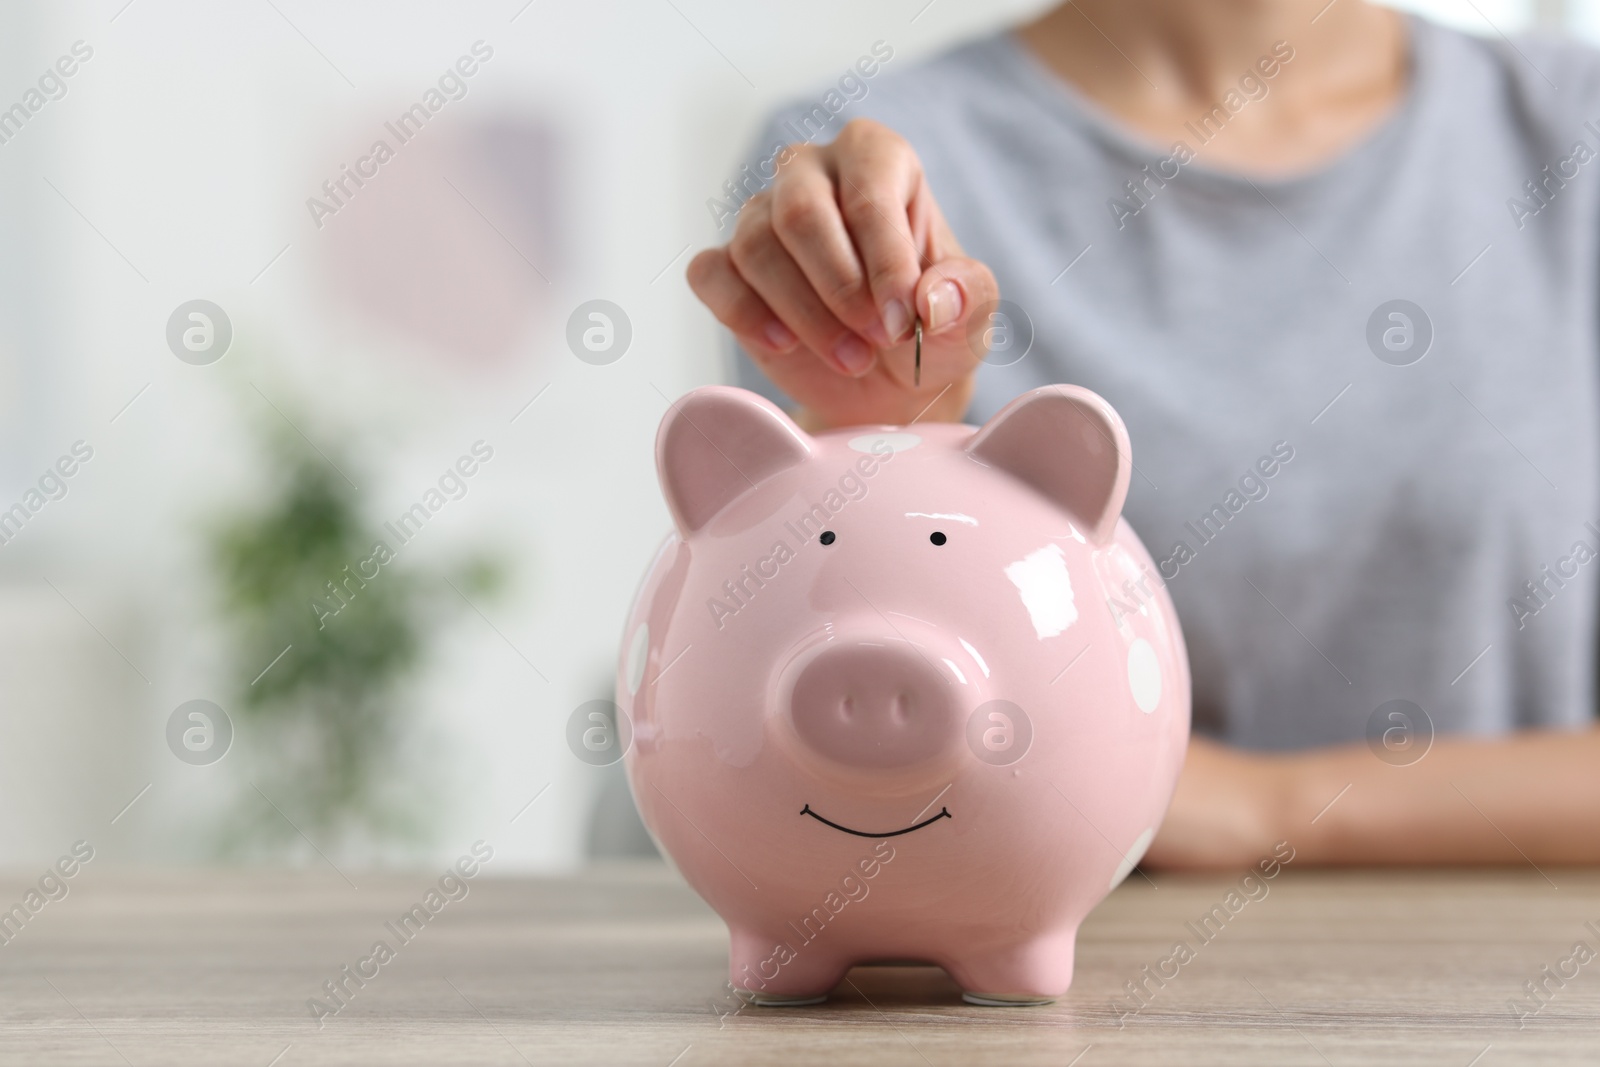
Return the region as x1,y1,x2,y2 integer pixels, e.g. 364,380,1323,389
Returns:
798,803,953,838
618,385,1190,1006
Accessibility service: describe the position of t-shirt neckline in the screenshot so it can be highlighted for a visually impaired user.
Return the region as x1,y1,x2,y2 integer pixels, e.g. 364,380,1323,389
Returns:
989,13,1432,198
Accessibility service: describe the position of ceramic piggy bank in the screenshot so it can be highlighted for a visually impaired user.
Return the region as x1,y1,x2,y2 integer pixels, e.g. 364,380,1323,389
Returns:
616,384,1189,1005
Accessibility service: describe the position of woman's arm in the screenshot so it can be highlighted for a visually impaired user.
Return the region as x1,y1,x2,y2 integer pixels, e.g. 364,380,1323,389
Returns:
1145,727,1600,869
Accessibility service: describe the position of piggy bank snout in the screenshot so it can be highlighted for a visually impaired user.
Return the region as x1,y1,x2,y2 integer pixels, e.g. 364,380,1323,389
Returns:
788,643,960,770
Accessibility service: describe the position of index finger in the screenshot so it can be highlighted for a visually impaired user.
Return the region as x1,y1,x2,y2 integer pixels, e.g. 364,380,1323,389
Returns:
833,122,930,347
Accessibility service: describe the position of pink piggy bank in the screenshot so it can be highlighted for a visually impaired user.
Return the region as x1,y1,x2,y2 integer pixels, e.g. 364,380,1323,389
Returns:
617,384,1190,1005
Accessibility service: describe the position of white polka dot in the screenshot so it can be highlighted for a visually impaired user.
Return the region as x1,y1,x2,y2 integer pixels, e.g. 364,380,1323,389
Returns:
1128,638,1161,714
1110,827,1155,890
625,623,649,695
849,432,921,454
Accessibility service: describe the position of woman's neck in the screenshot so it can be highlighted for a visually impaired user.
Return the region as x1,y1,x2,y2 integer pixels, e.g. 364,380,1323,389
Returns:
1016,0,1409,175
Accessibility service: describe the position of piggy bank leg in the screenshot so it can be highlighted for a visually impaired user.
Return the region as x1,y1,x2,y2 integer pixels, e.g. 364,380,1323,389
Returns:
944,927,1077,1006
729,927,849,1006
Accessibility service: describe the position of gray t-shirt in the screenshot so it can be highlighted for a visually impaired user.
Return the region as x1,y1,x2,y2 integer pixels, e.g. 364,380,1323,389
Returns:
733,16,1600,748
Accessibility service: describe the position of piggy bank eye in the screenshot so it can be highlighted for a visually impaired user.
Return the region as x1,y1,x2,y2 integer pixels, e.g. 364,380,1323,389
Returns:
930,531,947,546
819,530,836,545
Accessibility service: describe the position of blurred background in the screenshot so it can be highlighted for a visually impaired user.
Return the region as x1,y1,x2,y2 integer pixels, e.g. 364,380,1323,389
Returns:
0,0,1594,874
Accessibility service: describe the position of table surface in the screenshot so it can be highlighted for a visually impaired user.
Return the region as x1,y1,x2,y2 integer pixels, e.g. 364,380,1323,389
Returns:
3,862,1598,1066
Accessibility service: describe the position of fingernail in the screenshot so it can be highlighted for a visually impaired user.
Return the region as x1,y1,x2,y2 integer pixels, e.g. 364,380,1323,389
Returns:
833,335,874,375
764,320,798,351
881,298,910,343
925,280,963,333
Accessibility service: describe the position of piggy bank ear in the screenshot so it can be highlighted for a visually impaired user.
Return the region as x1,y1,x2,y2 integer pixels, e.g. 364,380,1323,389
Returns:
965,385,1131,545
656,386,813,535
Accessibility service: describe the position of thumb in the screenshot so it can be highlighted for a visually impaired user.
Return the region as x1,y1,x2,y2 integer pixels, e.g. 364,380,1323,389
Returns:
911,256,999,378
917,256,998,344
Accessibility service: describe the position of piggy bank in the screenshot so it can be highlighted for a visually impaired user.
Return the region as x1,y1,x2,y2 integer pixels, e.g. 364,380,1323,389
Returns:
616,384,1189,1005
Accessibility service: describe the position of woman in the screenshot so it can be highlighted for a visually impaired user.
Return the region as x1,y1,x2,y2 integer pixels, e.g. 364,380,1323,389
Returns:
687,0,1600,869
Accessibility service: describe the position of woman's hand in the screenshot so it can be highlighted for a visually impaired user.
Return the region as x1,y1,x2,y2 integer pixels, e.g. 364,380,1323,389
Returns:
687,119,999,430
1143,736,1288,871
1145,725,1600,871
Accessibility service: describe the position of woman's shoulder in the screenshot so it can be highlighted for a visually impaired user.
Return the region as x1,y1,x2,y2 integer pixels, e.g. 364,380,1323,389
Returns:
751,32,1031,154
1419,16,1600,136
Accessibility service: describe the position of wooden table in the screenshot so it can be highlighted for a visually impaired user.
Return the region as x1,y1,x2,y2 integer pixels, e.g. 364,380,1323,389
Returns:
3,863,1598,1065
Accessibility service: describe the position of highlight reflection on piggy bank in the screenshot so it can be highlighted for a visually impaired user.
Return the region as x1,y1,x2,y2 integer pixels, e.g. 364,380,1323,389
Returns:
617,385,1189,1005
